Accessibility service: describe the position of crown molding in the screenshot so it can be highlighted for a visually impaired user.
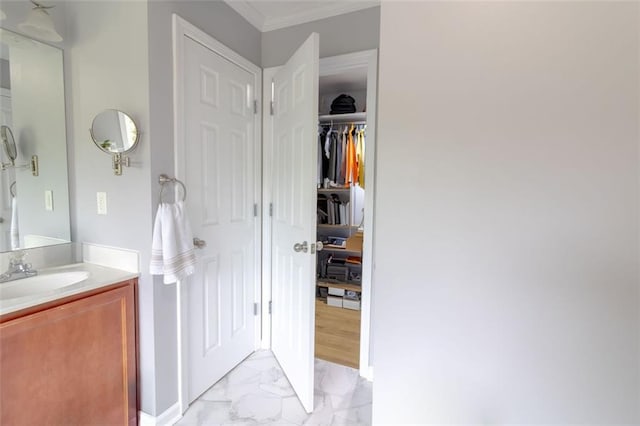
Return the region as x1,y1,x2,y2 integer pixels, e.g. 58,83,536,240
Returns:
224,0,266,31
224,0,380,33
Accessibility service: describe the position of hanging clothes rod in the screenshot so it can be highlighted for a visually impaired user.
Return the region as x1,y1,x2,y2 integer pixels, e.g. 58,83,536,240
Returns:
158,174,187,202
320,121,367,126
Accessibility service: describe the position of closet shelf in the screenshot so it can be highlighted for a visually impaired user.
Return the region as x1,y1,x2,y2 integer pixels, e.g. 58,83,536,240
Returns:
317,224,358,230
317,280,362,293
318,112,366,124
321,246,362,254
317,187,351,193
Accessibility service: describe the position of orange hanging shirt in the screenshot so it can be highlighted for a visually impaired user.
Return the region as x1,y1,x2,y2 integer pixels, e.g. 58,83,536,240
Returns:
345,124,357,186
356,128,365,188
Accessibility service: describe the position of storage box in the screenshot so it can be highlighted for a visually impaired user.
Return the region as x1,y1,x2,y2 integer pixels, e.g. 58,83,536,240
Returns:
343,298,361,310
328,287,345,297
326,265,348,281
327,295,343,308
345,231,363,252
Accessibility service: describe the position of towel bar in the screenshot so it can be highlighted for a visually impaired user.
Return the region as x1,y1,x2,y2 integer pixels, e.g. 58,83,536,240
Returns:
158,174,187,203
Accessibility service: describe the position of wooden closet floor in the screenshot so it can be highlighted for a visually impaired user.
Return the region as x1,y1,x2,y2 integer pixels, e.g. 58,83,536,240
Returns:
315,299,360,369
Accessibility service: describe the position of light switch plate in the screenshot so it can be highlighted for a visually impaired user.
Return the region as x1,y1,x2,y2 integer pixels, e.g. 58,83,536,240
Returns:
44,190,53,211
97,192,107,215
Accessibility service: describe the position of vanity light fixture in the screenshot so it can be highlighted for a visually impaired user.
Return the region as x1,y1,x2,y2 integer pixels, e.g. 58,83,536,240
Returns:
18,0,62,43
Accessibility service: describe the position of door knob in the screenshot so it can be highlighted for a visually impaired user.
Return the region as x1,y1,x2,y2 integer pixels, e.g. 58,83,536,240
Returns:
311,241,324,254
293,241,308,253
193,238,207,249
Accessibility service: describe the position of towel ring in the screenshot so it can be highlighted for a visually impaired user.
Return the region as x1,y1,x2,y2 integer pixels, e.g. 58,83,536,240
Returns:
158,174,187,202
9,181,16,198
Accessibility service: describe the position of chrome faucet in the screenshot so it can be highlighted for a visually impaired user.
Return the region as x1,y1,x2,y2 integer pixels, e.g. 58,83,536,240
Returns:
0,251,37,282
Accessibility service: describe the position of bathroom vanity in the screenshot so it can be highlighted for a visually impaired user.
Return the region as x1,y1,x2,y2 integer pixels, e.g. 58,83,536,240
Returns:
0,263,138,425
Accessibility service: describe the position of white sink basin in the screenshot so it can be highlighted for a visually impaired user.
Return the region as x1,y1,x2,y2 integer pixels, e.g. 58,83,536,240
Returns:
0,271,90,301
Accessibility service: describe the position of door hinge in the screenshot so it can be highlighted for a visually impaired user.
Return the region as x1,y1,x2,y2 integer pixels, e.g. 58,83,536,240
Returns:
253,302,259,316
270,101,275,116
268,301,272,315
269,203,273,217
253,99,258,114
254,203,258,217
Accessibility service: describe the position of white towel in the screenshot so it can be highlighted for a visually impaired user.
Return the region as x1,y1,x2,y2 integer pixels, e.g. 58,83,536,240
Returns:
10,197,19,250
150,201,196,284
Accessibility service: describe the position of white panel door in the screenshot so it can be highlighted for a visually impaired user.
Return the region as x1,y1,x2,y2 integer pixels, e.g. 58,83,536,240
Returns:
183,35,258,402
270,33,319,413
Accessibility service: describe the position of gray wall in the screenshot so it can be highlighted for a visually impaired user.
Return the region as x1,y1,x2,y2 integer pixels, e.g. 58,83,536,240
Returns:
261,7,380,67
373,1,639,423
146,0,261,413
63,0,158,416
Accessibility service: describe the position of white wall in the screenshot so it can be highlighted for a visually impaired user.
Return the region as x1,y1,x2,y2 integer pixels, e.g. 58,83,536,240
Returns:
373,2,639,424
261,7,380,67
64,0,158,416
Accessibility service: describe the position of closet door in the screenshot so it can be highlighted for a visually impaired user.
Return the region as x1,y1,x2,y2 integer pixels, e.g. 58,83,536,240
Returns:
270,33,319,413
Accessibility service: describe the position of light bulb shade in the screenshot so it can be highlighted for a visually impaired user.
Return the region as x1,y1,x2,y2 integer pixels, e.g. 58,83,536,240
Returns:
18,8,62,42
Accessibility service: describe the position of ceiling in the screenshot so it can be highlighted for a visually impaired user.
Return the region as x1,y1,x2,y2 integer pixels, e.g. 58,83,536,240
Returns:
223,0,380,32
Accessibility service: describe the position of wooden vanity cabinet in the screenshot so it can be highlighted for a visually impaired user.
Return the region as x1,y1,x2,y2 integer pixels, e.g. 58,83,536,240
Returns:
0,279,138,425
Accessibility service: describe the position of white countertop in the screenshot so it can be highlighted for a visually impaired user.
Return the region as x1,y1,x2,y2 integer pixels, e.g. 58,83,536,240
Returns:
0,262,139,316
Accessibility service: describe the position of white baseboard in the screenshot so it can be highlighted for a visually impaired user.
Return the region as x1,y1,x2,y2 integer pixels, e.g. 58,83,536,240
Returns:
361,365,374,382
139,402,182,426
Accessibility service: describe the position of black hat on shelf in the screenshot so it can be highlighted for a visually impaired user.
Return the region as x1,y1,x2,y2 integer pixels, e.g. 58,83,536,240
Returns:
330,94,356,114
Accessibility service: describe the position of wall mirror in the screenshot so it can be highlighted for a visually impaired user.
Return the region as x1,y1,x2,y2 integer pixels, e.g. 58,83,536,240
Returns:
0,27,71,252
90,109,139,175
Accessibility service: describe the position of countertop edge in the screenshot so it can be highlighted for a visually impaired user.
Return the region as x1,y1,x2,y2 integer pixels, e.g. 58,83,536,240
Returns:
0,263,140,317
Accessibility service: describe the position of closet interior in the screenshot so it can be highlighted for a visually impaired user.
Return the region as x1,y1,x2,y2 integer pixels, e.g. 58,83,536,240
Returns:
315,60,371,370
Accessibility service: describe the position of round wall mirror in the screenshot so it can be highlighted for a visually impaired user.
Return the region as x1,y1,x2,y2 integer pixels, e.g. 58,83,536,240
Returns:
90,109,140,154
1,125,17,165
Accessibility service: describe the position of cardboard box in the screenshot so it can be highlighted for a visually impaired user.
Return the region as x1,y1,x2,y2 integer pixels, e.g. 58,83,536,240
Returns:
327,295,343,308
345,231,363,252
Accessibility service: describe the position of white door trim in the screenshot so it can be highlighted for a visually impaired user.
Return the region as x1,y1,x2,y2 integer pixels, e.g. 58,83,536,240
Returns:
262,50,378,380
172,14,263,414
318,49,378,380
327,49,378,381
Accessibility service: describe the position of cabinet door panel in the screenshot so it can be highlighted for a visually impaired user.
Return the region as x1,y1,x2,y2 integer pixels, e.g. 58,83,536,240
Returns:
0,283,137,425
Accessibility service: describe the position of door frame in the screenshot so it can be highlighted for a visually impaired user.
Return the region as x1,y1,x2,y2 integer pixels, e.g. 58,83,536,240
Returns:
262,49,378,380
172,14,263,413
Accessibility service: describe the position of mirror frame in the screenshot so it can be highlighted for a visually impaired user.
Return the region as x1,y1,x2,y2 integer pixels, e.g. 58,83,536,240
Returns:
89,109,140,155
1,125,17,166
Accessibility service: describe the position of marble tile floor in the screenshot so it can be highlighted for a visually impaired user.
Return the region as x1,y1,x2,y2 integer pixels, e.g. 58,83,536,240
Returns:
175,350,372,426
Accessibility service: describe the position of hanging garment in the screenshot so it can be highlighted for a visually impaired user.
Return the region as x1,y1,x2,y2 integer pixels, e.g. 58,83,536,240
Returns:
317,128,323,187
356,127,366,188
321,128,330,185
339,126,347,186
328,131,338,184
345,124,357,186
